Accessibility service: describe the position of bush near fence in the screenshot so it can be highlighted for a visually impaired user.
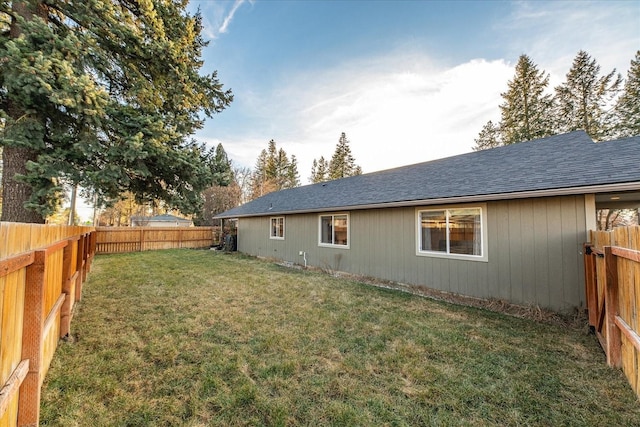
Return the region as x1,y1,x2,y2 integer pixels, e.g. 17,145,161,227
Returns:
0,222,95,427
584,225,640,399
95,226,216,254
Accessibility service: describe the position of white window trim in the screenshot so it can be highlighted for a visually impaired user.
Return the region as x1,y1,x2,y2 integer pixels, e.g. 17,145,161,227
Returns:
415,204,488,262
269,216,285,240
318,213,350,249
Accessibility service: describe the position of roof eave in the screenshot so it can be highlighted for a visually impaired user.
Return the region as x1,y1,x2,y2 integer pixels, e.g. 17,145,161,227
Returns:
215,181,640,219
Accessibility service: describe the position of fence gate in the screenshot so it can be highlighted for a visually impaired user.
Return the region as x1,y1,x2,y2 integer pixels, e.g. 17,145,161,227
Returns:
584,226,640,399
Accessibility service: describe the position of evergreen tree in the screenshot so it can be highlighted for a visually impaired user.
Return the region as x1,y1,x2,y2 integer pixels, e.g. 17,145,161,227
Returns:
274,147,289,189
265,139,279,180
473,55,553,150
194,142,236,225
286,155,301,188
554,50,622,140
328,132,362,180
499,54,554,145
310,156,329,183
614,50,640,137
249,139,299,199
0,1,232,222
316,157,329,182
250,148,274,198
0,147,3,216
205,143,233,187
473,120,502,151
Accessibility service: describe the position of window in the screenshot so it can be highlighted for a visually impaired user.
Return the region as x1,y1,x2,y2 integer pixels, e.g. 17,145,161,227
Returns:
417,205,487,261
319,214,349,247
270,217,284,239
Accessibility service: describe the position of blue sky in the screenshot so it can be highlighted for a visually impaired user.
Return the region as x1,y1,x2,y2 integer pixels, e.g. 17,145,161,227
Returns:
188,1,638,181
74,1,639,221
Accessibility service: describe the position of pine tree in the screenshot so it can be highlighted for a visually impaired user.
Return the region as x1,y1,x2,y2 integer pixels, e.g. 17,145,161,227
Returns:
286,155,301,188
0,1,232,222
328,132,362,180
265,139,279,180
206,143,233,187
554,50,622,140
499,54,554,145
310,156,329,183
274,147,290,189
249,139,299,199
194,142,236,225
614,50,640,137
473,120,502,151
473,55,553,150
250,149,274,199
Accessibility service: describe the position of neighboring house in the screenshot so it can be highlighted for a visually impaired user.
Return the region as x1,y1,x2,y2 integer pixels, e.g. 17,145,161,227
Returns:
131,214,193,227
216,131,640,313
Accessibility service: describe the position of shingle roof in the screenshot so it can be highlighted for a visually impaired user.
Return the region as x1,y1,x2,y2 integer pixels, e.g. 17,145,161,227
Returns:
217,131,640,218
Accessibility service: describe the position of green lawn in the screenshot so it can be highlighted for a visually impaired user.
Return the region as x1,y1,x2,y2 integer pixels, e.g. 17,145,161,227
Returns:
41,250,639,426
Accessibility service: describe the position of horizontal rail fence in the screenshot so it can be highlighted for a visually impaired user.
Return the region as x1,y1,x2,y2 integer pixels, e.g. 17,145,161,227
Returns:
0,222,96,427
584,226,640,399
95,226,216,254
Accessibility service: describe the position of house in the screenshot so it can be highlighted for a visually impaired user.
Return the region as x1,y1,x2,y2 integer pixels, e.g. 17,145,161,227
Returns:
216,131,640,313
130,214,193,227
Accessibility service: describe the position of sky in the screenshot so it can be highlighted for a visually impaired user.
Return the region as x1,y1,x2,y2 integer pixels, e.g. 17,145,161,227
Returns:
187,0,639,183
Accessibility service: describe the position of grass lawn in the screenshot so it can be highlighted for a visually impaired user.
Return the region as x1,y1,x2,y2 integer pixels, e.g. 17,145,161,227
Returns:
41,250,640,426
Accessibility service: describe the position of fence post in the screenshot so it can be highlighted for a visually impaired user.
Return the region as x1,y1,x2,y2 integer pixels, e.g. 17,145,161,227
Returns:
60,238,76,338
604,246,622,368
87,231,96,272
75,235,85,301
18,250,46,426
81,233,90,282
584,243,597,328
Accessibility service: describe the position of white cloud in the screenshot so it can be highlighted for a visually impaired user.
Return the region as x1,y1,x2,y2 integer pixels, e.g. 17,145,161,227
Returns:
219,0,247,34
295,57,513,175
501,1,638,83
196,1,638,184
212,54,513,181
192,0,250,40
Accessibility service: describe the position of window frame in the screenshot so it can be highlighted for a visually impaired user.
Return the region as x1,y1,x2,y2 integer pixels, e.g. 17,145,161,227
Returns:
415,204,488,262
269,216,285,240
318,213,350,248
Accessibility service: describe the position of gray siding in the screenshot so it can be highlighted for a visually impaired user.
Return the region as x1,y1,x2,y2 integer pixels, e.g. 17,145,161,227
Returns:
237,195,588,312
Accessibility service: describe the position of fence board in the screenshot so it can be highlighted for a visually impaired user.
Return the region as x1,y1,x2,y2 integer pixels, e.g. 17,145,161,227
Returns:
0,360,28,426
634,226,640,393
0,223,95,427
585,225,640,399
0,270,26,409
18,249,47,426
95,227,215,254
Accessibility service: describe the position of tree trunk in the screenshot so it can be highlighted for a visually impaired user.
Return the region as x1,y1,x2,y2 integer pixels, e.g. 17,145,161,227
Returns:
0,1,47,223
1,146,45,223
68,185,77,225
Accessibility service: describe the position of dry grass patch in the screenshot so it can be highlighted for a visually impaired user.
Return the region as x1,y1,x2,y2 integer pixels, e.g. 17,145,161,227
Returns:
40,250,640,426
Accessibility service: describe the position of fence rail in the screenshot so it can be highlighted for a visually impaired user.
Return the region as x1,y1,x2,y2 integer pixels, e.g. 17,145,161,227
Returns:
95,226,216,254
584,226,640,399
0,222,96,427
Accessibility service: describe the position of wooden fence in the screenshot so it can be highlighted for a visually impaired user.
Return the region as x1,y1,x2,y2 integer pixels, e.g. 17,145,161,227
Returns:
0,222,96,427
95,226,216,254
584,225,640,399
